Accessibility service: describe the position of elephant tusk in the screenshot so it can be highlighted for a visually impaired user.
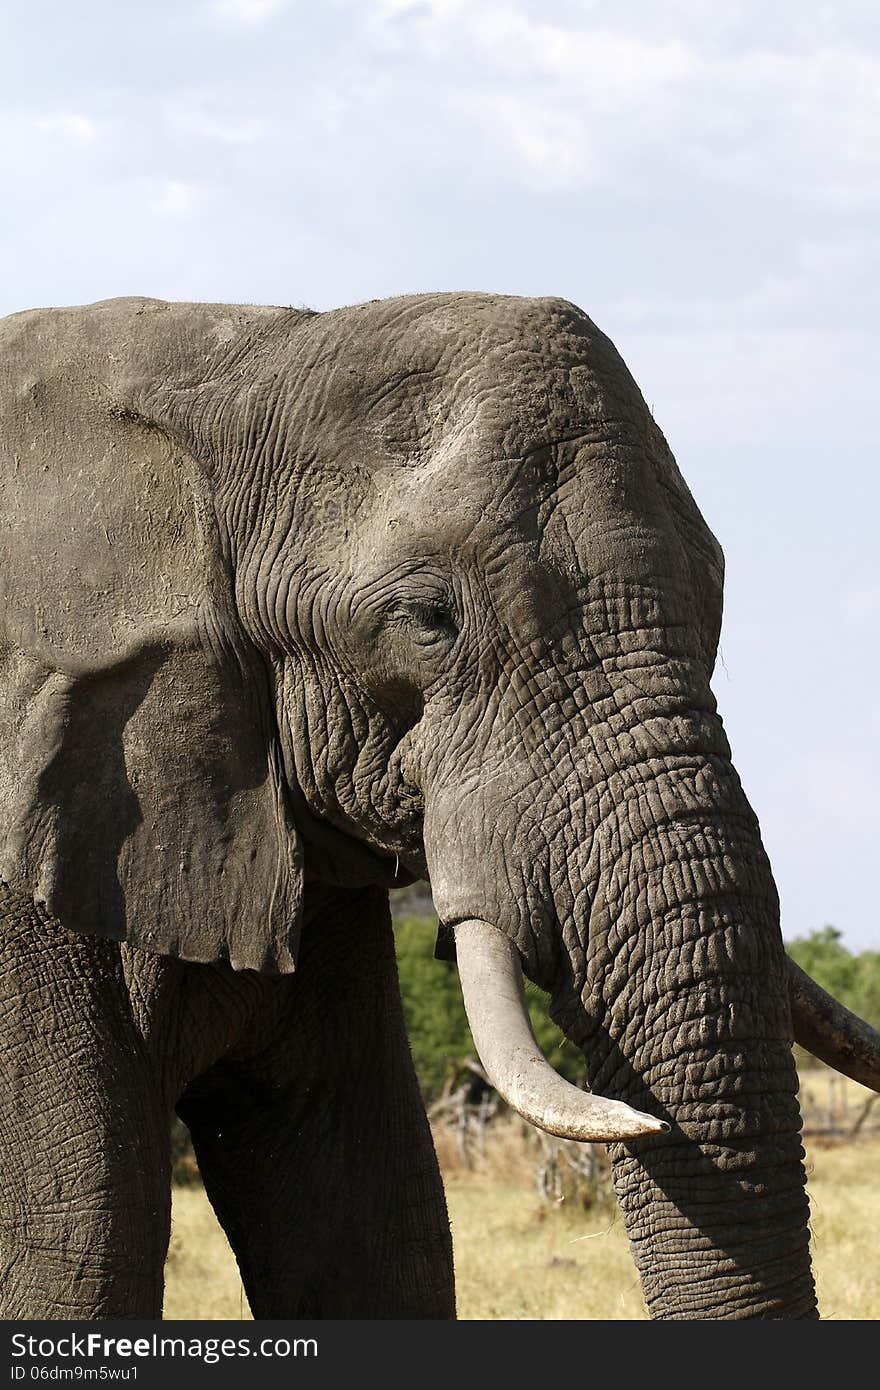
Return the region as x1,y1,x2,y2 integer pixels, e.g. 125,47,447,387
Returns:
787,956,880,1093
453,919,670,1143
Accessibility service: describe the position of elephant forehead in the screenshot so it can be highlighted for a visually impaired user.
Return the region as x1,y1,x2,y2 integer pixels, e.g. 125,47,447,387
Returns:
301,292,645,459
369,416,674,556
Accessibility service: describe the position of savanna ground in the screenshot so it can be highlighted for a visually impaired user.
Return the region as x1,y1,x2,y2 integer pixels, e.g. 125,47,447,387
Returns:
163,1064,879,1320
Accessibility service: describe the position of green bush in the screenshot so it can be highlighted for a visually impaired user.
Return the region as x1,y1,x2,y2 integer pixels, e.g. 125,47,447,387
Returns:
392,913,585,1098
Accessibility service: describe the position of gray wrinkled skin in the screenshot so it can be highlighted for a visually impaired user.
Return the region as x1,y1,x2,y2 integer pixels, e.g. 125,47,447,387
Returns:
0,294,816,1318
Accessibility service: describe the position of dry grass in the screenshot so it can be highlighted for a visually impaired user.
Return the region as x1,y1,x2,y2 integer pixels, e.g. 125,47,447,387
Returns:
803,1138,880,1320
164,1185,251,1321
444,1166,645,1320
164,1067,880,1321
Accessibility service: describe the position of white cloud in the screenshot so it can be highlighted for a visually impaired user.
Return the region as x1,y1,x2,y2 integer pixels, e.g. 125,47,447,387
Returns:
668,46,880,208
150,179,201,218
0,110,104,191
608,235,880,333
11,173,309,311
469,16,698,105
617,326,878,450
206,0,289,26
841,586,880,627
35,112,98,142
33,177,205,261
366,0,469,26
348,2,880,204
457,93,596,191
163,98,267,145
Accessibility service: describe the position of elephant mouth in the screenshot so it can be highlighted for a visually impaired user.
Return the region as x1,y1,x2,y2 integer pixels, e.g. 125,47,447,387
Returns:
452,918,880,1143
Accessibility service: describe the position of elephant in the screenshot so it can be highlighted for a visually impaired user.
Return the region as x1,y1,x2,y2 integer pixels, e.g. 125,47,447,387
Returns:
0,292,877,1322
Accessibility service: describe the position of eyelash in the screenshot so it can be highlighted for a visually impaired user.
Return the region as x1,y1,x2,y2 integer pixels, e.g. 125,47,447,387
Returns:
386,598,459,641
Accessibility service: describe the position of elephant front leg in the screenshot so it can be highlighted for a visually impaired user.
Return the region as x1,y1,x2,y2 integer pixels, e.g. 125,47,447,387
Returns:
0,890,171,1319
178,886,455,1319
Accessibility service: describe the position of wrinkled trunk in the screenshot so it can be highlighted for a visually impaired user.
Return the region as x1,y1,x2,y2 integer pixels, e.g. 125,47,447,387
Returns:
432,706,818,1318
555,739,816,1318
596,944,814,1319
608,1061,813,1319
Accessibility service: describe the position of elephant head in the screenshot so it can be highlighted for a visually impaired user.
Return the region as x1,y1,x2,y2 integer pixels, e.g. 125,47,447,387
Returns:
1,292,876,1319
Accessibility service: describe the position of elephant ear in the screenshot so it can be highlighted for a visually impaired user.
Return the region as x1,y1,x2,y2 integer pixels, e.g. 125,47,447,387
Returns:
0,300,302,972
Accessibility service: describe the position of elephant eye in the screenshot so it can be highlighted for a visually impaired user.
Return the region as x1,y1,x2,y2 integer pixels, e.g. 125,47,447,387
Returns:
385,595,459,643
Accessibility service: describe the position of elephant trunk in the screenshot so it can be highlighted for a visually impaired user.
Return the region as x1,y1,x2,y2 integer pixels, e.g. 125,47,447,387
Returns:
602,984,815,1317
562,750,816,1318
593,932,815,1318
436,725,822,1317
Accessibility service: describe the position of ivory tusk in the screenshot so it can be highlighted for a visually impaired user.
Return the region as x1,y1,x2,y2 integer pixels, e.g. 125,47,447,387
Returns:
453,918,669,1143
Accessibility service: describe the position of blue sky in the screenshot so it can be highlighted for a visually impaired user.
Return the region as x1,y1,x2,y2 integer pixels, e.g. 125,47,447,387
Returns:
2,1,877,948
